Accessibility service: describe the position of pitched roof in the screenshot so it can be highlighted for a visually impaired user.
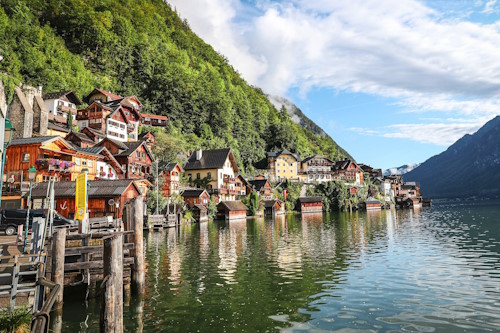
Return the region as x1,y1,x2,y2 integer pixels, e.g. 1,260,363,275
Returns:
81,126,106,138
263,200,282,208
30,180,140,198
298,196,323,203
301,155,334,164
248,179,269,191
65,131,94,144
334,159,360,171
48,122,70,133
181,189,207,197
161,162,183,172
97,137,129,150
114,141,155,161
10,136,60,146
266,149,301,161
141,113,168,121
83,88,123,103
78,146,105,155
184,148,237,171
42,90,82,105
218,200,248,211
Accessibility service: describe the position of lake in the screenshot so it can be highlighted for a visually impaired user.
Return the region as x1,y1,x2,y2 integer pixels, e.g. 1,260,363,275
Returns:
59,200,500,332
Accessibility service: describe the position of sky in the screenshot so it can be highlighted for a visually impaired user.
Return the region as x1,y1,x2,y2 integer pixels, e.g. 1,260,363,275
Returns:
168,0,500,169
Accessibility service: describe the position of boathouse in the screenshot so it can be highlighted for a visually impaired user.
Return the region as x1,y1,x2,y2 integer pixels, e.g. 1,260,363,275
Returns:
263,199,285,215
217,200,247,221
297,197,323,213
191,204,208,223
362,199,382,211
29,179,141,219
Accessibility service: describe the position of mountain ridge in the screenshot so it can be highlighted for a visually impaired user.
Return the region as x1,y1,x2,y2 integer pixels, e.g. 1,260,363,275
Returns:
404,116,500,198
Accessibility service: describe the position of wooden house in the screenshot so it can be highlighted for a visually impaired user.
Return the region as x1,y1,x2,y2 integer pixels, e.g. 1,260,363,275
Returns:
184,148,239,201
217,201,247,221
359,164,383,181
297,197,323,213
181,189,210,209
76,100,130,142
333,159,364,185
266,149,301,182
248,179,273,199
98,138,154,180
235,174,251,198
65,131,95,148
362,199,382,211
29,179,141,219
300,155,334,183
161,162,183,197
81,127,106,144
191,204,208,223
139,132,156,150
263,199,285,215
141,113,168,127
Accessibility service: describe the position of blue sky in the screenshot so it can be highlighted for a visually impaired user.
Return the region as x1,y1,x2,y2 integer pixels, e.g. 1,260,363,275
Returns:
169,0,500,169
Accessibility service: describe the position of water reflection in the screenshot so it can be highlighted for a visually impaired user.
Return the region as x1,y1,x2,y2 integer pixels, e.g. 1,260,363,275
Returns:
60,201,500,333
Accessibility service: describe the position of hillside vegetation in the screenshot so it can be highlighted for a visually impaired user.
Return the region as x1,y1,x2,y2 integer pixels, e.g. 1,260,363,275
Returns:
0,0,350,171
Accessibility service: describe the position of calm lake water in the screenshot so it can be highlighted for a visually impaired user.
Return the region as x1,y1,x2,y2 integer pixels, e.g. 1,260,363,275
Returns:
59,200,500,332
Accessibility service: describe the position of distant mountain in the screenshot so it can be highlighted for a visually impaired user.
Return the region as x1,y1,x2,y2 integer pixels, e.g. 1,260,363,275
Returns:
267,95,352,159
384,163,420,176
404,116,500,198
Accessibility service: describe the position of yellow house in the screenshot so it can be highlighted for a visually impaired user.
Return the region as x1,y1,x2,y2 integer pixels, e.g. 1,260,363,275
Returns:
184,148,239,201
267,149,301,182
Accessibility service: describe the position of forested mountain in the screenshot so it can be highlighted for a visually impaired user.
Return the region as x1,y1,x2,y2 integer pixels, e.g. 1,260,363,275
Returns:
0,0,351,172
404,116,500,198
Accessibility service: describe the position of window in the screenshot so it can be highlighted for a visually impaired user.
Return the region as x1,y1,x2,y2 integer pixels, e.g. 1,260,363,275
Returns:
207,172,211,179
75,157,81,166
82,159,87,166
88,159,93,167
197,173,201,179
22,153,30,163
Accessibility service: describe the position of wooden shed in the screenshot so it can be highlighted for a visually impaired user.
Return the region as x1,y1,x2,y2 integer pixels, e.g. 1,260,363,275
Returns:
263,199,285,215
29,179,141,219
297,197,323,213
191,204,208,223
217,201,247,221
362,199,382,211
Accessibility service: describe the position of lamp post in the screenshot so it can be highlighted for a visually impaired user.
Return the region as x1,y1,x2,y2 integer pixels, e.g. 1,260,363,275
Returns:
0,119,15,209
23,166,37,253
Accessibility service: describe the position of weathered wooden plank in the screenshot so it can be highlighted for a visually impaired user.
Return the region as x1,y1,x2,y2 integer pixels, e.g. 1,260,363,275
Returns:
52,228,66,310
64,243,134,256
10,256,19,308
65,230,133,240
100,233,123,333
64,257,133,271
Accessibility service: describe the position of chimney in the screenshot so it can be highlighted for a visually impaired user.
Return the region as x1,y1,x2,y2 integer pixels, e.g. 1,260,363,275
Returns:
196,149,202,161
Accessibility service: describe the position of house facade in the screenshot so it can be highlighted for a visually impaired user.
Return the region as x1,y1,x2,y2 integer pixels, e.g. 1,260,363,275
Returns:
184,148,239,201
248,179,273,199
267,149,301,182
181,189,210,209
161,162,183,197
141,113,168,127
300,155,334,183
333,159,364,185
43,90,81,120
98,139,154,180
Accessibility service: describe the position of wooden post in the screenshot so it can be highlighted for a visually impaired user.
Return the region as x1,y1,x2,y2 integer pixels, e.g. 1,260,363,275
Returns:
52,228,66,310
131,196,145,294
100,233,123,333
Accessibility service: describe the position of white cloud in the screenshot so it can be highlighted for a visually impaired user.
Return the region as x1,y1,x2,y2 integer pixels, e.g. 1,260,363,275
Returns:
350,118,488,146
482,0,498,14
168,0,500,144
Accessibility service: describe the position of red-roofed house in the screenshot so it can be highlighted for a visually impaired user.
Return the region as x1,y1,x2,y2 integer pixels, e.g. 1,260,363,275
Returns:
141,113,168,127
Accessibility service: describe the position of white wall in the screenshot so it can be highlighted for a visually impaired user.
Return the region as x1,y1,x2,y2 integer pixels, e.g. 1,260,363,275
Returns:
96,161,118,180
106,119,127,142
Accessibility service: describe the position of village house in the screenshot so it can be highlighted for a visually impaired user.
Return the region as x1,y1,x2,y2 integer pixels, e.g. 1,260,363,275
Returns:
359,164,383,181
362,199,382,211
181,189,210,209
297,197,323,213
374,177,394,204
47,122,70,137
333,159,364,185
29,180,141,219
42,90,81,121
65,131,96,148
141,113,168,127
79,127,105,144
1,136,105,208
97,138,154,180
191,204,208,223
248,178,273,199
266,149,301,182
183,148,239,201
395,182,422,208
234,174,251,198
217,201,247,221
300,155,334,183
139,132,156,150
161,162,183,197
78,146,124,180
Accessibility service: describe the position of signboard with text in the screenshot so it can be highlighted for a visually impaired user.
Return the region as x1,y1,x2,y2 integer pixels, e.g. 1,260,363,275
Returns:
75,172,87,220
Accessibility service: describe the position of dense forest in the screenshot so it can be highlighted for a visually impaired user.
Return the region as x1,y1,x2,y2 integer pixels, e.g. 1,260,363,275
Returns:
0,0,350,172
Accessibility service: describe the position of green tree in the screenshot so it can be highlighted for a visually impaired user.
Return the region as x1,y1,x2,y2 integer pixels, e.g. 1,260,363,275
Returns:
207,196,217,219
67,110,73,130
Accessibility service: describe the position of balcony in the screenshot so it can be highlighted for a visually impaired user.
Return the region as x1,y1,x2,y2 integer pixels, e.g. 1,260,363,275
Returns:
36,158,74,172
57,105,77,114
229,189,238,195
223,175,236,184
220,187,228,194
